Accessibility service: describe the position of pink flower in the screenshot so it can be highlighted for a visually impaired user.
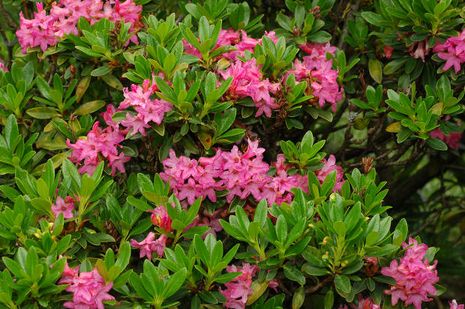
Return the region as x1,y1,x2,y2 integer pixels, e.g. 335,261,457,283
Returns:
60,266,114,309
288,43,343,111
430,128,462,149
161,140,308,205
150,206,172,232
353,297,380,309
316,155,344,191
130,232,167,259
67,106,129,175
384,45,394,59
51,196,75,219
219,59,281,117
16,0,142,53
408,40,430,62
119,80,172,135
221,263,259,309
433,30,465,73
450,300,465,309
381,238,439,309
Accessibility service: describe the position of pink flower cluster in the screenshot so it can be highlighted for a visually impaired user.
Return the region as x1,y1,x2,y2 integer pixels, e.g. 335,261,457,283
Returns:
316,154,345,191
67,105,130,175
289,43,343,111
221,263,259,309
17,0,142,53
161,139,308,205
51,196,76,219
430,128,462,150
60,264,114,309
130,232,167,259
433,29,465,73
184,28,278,60
381,238,439,309
150,206,172,232
119,79,172,136
219,58,281,117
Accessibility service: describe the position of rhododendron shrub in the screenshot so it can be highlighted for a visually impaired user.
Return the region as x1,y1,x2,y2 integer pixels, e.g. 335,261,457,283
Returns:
0,0,464,307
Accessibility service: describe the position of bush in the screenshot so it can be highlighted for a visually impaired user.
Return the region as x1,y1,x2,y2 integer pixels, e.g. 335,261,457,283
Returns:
0,0,464,308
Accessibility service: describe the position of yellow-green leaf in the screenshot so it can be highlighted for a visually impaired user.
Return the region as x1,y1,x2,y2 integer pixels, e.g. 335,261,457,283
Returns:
368,58,383,84
74,100,106,116
76,76,91,102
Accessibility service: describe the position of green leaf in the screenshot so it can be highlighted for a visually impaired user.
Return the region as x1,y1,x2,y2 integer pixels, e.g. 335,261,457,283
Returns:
26,107,60,119
334,274,351,296
427,138,448,151
368,59,383,84
283,264,305,286
91,66,112,77
74,100,106,115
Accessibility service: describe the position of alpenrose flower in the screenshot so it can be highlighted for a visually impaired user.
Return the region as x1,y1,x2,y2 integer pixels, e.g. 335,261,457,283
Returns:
433,29,465,73
16,0,142,53
316,154,345,191
219,58,281,117
150,206,172,232
160,139,311,205
381,238,439,309
67,105,130,175
221,263,259,309
184,28,278,60
51,196,76,219
130,232,167,259
430,128,462,150
59,263,114,309
119,79,172,136
289,43,343,111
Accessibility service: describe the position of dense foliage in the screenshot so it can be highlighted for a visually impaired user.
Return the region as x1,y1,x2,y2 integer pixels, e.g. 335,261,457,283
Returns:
0,0,464,308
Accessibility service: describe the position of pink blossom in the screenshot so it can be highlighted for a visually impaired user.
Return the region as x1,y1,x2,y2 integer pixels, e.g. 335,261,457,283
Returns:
316,155,344,191
384,45,394,59
119,80,172,135
433,30,465,73
161,140,308,205
219,58,281,117
184,29,279,60
130,232,167,259
381,238,439,309
450,300,465,309
150,206,172,232
353,297,380,309
16,0,142,53
60,266,114,309
221,263,259,309
288,43,343,111
51,196,75,219
430,128,462,149
67,106,130,175
408,40,430,62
